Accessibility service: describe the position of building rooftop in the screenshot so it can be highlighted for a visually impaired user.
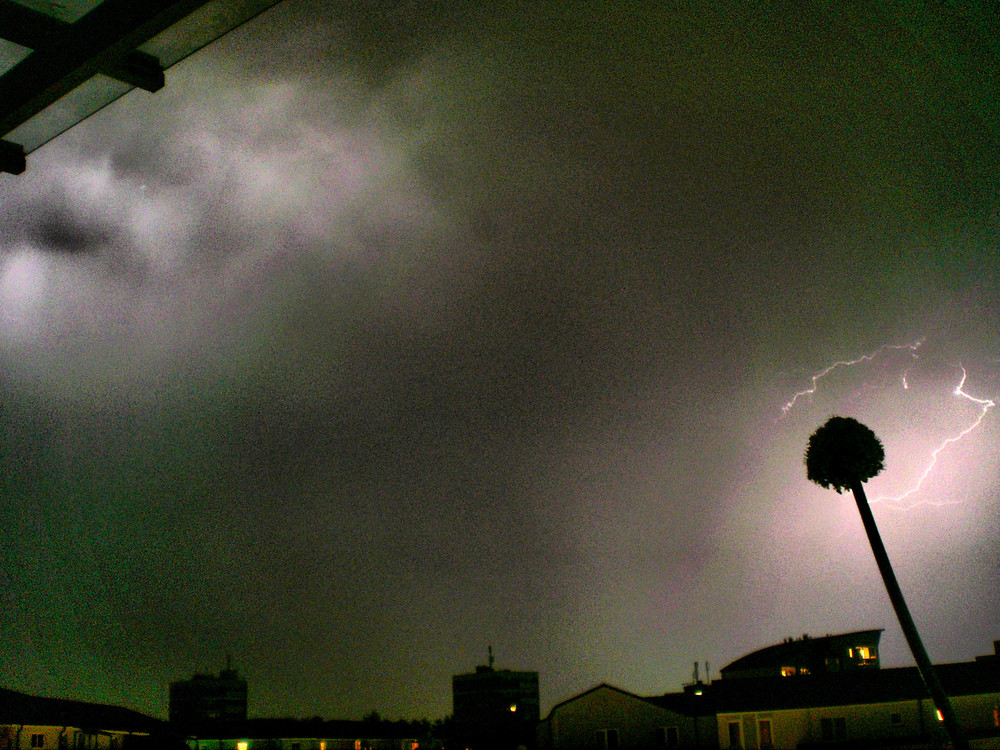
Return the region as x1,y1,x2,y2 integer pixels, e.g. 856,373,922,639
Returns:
719,629,884,679
708,658,1000,714
0,686,165,732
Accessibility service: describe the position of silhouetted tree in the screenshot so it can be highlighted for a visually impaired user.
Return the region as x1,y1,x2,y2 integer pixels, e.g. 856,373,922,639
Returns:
806,416,967,750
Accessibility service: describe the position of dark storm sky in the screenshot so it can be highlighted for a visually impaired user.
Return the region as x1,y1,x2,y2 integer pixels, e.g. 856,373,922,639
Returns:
2,0,999,722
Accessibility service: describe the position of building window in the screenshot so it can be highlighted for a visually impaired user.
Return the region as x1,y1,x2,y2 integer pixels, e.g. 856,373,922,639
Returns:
821,719,832,742
758,720,773,749
31,736,45,748
665,727,679,748
890,713,902,726
821,718,847,742
849,645,877,665
728,722,741,749
780,666,796,677
655,727,679,748
595,729,619,750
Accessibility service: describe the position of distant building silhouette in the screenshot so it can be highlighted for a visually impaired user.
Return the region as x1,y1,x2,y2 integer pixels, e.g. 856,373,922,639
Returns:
718,628,883,679
169,660,248,728
452,648,539,750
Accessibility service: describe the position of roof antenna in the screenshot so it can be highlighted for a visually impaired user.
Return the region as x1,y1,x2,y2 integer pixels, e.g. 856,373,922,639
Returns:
488,645,494,669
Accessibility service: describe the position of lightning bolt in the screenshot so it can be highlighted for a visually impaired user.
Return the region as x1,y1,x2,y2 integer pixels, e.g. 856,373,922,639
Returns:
779,339,924,418
873,365,996,508
780,340,997,510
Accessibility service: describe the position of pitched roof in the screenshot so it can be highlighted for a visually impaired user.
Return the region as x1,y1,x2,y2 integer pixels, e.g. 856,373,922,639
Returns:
541,683,641,721
542,683,716,723
0,687,165,732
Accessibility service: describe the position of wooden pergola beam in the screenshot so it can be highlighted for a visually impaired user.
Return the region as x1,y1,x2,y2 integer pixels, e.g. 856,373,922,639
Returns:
0,0,213,137
0,0,166,93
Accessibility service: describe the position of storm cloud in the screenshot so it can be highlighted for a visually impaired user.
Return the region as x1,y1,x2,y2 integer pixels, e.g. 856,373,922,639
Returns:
2,0,999,721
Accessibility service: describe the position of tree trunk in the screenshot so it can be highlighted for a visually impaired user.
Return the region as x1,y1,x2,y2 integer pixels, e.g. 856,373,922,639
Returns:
850,480,968,750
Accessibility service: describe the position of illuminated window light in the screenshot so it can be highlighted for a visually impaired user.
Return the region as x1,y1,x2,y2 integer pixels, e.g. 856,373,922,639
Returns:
780,666,796,677
936,710,944,722
321,743,326,750
509,704,517,712
237,742,248,750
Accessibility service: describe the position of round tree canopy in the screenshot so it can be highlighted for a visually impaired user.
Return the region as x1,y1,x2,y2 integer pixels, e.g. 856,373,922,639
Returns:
805,416,885,493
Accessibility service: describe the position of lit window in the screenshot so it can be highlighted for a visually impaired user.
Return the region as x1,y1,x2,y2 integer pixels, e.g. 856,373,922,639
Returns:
237,742,248,750
780,666,796,677
936,709,944,722
854,646,875,660
509,704,517,712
